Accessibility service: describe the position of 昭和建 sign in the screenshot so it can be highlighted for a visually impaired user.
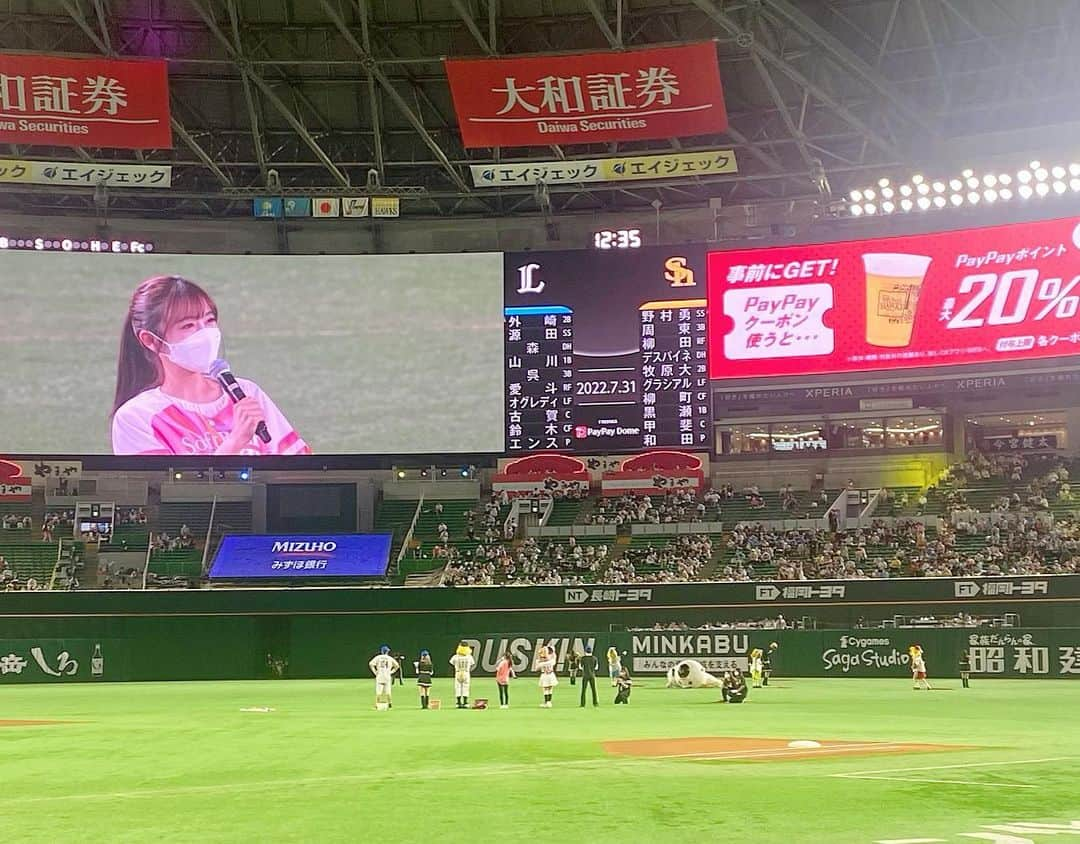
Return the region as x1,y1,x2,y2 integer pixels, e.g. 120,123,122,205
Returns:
445,42,727,149
0,53,172,150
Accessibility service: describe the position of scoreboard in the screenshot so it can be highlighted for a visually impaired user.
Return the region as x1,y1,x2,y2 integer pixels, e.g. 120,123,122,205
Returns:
504,247,710,453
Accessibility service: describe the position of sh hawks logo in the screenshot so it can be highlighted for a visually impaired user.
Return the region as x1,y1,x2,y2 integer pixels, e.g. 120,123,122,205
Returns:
664,256,695,287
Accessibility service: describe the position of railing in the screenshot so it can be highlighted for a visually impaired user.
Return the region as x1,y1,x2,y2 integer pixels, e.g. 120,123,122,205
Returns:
395,494,424,572
202,496,218,576
140,536,153,589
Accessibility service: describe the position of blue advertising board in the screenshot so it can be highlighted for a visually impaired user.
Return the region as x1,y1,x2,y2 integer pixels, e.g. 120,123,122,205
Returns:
208,534,392,579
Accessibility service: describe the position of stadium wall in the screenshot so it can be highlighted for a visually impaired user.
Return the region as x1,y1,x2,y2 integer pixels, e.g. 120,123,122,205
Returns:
1,576,1078,683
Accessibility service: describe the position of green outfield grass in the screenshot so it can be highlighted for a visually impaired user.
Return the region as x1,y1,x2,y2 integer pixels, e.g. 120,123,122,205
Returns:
1,678,1077,843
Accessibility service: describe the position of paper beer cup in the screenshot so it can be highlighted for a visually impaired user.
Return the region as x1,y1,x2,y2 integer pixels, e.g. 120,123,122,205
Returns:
862,253,932,347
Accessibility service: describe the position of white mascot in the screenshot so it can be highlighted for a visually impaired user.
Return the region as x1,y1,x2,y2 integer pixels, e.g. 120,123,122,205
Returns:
665,659,724,689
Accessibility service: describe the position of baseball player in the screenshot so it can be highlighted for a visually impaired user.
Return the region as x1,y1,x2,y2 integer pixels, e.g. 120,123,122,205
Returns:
369,645,400,711
450,641,476,709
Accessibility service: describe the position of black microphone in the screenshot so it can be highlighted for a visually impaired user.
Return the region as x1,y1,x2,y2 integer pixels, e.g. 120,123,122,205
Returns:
209,359,271,444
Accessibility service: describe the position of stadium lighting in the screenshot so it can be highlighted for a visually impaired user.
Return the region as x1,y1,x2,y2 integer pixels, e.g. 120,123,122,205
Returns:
846,156,1080,218
396,469,406,479
173,471,183,481
239,469,251,481
459,467,470,478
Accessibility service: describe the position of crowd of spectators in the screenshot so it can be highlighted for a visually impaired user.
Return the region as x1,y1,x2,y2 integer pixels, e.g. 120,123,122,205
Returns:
631,614,790,631
441,533,714,587
2,514,32,530
0,555,44,591
586,491,706,525
119,507,148,525
152,524,196,553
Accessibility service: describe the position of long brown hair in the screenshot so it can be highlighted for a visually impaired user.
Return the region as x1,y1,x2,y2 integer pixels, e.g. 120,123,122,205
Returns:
112,276,217,416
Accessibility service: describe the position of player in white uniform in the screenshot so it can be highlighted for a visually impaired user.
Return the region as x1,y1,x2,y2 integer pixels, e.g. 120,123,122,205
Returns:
450,642,477,709
665,659,724,689
369,645,400,711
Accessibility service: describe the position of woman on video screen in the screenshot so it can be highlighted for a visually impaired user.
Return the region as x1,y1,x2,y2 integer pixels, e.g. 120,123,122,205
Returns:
110,275,311,456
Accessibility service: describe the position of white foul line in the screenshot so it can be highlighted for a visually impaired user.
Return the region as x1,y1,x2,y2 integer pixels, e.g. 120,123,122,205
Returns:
831,756,1072,789
10,758,647,805
841,775,1036,789
833,757,1072,776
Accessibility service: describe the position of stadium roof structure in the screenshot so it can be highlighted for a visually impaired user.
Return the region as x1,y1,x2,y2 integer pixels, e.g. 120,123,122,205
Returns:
1,0,1077,220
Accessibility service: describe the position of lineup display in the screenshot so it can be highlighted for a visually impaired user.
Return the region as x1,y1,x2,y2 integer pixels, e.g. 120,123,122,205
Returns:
504,247,710,453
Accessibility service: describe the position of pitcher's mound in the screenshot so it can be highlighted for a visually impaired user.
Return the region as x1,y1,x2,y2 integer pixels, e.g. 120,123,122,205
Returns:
603,736,964,762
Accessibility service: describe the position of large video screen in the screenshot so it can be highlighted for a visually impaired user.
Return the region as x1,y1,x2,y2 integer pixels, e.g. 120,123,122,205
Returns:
708,216,1080,379
504,246,711,453
0,252,504,456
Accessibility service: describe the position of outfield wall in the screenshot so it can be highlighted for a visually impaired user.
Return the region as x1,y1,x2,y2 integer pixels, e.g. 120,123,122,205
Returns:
1,575,1078,684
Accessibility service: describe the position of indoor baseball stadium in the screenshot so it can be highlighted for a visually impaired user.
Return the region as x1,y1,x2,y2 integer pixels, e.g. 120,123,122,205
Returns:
1,1,1079,842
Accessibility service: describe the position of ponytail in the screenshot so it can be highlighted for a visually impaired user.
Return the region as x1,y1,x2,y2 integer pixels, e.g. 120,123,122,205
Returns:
112,275,216,416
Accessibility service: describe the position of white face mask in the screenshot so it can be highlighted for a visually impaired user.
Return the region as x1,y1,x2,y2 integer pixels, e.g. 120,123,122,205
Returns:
152,325,221,374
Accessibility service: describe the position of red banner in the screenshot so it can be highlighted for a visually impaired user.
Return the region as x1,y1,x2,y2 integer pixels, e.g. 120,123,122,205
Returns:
444,42,727,149
0,53,171,149
708,216,1080,379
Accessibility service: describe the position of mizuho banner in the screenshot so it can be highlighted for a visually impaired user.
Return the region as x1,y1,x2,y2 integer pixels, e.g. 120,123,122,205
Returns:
708,216,1080,379
208,534,392,579
445,42,728,148
0,53,172,149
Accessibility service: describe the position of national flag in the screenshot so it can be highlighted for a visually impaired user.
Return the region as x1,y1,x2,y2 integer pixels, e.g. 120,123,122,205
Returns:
313,198,340,217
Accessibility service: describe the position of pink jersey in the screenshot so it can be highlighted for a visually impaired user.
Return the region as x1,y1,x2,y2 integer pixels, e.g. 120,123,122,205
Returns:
495,658,513,684
111,378,310,456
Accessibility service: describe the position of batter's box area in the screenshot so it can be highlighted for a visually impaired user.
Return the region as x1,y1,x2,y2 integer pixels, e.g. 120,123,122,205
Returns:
603,736,967,762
